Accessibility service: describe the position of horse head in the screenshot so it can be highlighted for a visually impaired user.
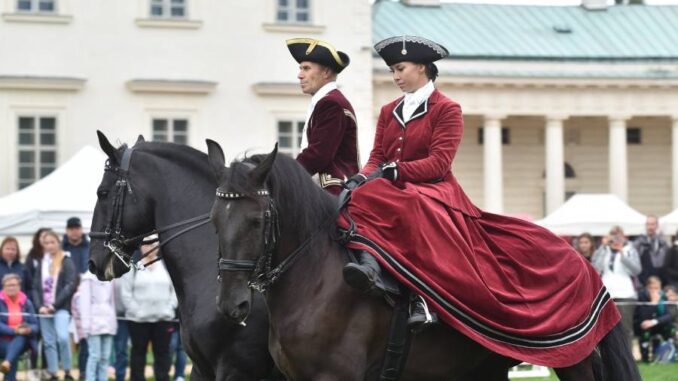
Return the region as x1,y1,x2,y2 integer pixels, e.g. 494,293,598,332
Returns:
207,139,277,324
89,131,154,280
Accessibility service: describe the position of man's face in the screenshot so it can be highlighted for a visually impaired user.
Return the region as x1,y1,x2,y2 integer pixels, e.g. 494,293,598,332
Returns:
646,217,658,236
66,226,82,243
297,61,332,95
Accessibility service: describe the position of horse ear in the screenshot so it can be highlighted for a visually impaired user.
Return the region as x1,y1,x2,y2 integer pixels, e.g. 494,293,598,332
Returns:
205,139,226,180
136,135,145,144
249,143,278,186
97,130,119,164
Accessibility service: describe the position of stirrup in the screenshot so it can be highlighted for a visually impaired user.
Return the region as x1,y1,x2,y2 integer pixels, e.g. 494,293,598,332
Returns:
408,295,437,332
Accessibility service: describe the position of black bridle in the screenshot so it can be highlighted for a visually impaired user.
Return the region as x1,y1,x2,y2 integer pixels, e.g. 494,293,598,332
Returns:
216,187,325,293
89,146,211,270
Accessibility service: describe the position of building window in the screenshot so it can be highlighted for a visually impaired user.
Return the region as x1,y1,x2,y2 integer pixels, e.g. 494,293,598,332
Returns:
477,127,510,145
150,0,186,18
17,0,56,13
627,127,641,144
152,118,188,144
277,120,305,156
17,116,57,189
276,0,310,23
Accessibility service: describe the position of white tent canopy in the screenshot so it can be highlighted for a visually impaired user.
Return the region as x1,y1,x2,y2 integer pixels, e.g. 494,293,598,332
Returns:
660,208,678,235
0,146,107,237
536,194,647,236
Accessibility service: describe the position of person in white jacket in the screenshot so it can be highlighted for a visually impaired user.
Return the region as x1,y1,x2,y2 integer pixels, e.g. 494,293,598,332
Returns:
77,273,117,381
591,225,642,348
120,245,177,381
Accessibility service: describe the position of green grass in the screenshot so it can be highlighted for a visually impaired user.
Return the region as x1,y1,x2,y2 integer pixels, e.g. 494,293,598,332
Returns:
512,362,678,381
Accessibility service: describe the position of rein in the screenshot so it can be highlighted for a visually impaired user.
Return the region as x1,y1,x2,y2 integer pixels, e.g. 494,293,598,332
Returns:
90,146,211,270
216,187,328,293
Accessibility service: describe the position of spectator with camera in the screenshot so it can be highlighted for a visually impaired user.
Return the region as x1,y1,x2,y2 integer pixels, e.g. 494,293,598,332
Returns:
592,225,642,347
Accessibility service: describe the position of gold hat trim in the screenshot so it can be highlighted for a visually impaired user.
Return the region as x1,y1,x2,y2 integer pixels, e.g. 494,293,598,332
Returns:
286,38,346,67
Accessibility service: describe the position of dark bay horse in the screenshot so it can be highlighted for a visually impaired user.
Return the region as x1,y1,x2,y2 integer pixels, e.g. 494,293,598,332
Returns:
88,132,277,381
206,141,641,381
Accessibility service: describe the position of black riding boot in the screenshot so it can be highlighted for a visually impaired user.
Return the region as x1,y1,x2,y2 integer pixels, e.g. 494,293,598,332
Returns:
408,295,437,332
343,251,386,297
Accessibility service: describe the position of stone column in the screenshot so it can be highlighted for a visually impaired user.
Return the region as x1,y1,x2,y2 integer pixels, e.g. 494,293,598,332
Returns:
545,115,567,214
608,115,629,201
483,115,505,213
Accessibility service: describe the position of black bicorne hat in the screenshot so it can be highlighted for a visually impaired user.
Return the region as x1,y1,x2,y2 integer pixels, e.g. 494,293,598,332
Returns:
374,36,448,66
287,38,350,73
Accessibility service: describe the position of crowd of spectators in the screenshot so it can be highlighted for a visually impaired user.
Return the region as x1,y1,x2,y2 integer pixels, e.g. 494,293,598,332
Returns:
0,217,186,381
3,212,678,377
576,215,678,363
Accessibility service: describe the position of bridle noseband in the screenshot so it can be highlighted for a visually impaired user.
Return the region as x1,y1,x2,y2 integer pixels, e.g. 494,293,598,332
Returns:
216,188,281,293
90,146,211,270
216,184,328,293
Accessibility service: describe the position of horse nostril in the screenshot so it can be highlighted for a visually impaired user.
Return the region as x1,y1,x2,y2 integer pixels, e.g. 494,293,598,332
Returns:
88,260,97,275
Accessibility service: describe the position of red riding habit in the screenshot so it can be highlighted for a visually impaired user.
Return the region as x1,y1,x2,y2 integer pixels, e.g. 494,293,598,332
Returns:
337,90,619,367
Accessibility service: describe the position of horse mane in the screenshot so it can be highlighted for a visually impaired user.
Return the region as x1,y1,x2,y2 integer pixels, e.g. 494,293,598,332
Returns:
131,141,214,181
228,153,338,241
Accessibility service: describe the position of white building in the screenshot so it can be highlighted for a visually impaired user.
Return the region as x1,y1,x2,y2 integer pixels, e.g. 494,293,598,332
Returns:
2,0,678,221
0,0,374,192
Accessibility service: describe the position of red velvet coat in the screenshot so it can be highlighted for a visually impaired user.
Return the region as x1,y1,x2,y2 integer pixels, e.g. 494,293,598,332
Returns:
361,89,480,217
296,89,359,194
338,89,619,367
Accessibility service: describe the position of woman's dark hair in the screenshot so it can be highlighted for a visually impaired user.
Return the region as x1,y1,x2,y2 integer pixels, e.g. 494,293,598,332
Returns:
576,232,595,256
27,227,50,261
425,63,439,82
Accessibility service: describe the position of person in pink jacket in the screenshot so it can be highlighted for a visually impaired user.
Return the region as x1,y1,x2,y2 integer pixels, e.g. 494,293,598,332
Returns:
75,272,117,381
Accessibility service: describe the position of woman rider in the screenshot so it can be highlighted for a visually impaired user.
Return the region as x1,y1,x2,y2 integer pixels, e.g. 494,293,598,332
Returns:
338,36,620,368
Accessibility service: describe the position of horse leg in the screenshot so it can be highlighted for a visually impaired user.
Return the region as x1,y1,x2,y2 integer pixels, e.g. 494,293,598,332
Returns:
460,354,517,381
217,362,258,381
188,365,209,381
553,352,601,381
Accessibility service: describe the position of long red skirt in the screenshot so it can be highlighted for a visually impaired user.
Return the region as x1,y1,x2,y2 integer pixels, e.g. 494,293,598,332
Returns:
337,179,620,368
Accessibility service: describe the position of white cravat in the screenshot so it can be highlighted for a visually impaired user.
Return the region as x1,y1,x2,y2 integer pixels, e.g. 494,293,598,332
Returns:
300,81,338,150
402,80,435,123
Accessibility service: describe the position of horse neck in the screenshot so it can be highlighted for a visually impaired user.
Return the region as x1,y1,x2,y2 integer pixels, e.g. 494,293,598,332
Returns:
134,148,217,299
265,194,345,319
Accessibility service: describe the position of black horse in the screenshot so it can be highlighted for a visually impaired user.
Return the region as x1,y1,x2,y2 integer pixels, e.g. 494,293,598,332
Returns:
206,141,641,381
88,132,277,381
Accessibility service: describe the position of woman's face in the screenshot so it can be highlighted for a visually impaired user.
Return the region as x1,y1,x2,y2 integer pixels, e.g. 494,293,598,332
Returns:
390,62,427,93
2,279,20,298
577,237,593,255
1,242,18,262
39,230,50,248
42,234,59,254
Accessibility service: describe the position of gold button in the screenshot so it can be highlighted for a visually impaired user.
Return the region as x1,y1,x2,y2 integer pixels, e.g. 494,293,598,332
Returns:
399,137,403,140
397,148,401,152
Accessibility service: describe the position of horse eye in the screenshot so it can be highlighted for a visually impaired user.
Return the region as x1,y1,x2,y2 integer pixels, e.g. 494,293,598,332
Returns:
97,190,109,199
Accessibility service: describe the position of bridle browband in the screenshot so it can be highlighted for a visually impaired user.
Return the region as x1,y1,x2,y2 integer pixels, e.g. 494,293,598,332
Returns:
89,146,211,270
216,186,326,293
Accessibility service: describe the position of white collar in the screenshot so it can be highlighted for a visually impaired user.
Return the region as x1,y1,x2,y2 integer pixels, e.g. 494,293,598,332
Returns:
403,80,435,106
310,81,337,109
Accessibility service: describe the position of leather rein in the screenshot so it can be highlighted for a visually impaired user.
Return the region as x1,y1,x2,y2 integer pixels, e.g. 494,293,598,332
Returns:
89,146,211,270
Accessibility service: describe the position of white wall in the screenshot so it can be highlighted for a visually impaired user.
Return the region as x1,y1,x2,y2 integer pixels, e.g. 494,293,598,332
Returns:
0,0,373,194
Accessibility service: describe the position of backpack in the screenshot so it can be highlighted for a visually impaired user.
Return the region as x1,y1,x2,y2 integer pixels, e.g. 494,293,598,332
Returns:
653,339,676,364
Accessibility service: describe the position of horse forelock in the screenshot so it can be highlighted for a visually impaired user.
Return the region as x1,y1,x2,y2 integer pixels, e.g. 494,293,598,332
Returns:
227,154,338,238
